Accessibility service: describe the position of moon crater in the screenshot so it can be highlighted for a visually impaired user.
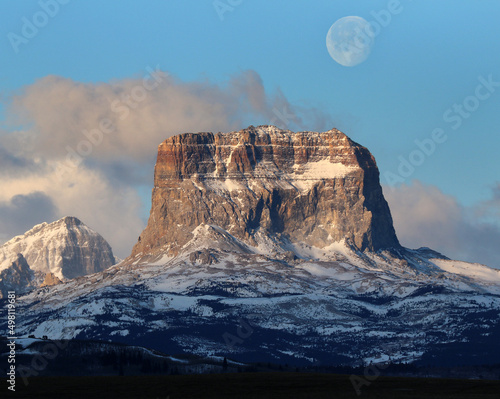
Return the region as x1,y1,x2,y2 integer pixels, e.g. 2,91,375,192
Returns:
326,16,374,67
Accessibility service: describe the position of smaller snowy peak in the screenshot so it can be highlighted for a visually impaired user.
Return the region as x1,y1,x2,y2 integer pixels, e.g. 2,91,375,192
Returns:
0,216,116,280
2,216,86,249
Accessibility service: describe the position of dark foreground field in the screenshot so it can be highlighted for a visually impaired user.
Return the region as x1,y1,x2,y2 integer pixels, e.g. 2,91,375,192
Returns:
6,373,500,399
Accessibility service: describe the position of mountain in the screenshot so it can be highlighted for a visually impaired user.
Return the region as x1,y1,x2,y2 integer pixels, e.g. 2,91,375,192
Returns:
0,216,116,296
132,125,399,258
5,126,500,368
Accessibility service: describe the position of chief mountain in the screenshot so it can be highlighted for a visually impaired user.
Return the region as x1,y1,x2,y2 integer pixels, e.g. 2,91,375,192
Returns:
3,126,500,367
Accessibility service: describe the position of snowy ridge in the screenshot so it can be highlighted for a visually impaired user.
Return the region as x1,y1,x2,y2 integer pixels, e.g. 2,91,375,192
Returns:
13,222,500,304
10,238,500,366
431,258,500,285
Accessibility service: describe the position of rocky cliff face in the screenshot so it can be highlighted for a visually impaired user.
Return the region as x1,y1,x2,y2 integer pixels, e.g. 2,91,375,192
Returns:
0,254,33,298
0,216,116,280
132,125,399,257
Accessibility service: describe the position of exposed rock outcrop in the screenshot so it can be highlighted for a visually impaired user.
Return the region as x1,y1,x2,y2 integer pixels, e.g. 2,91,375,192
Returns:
132,125,400,257
40,272,63,287
0,254,33,298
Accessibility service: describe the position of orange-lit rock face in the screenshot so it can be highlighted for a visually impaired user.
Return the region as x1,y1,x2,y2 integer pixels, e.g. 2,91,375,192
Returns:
132,125,399,257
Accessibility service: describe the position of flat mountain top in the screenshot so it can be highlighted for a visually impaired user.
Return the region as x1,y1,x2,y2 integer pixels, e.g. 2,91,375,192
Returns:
133,125,399,258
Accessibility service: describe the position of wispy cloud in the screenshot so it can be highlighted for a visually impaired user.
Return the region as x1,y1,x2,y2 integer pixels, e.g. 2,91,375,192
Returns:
8,70,332,165
0,69,333,257
384,181,500,269
0,192,57,242
475,182,500,221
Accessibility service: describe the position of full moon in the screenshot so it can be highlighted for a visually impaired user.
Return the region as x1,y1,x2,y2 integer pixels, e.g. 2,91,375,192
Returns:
326,16,374,67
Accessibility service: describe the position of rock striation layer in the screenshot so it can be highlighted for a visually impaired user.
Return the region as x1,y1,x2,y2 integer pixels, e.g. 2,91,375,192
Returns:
132,125,400,257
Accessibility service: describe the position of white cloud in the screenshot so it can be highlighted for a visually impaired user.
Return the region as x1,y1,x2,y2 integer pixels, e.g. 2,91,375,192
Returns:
0,192,57,242
0,69,333,258
8,69,332,165
384,181,500,269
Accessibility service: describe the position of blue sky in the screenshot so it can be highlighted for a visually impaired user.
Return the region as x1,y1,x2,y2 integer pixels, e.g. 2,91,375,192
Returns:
0,0,499,267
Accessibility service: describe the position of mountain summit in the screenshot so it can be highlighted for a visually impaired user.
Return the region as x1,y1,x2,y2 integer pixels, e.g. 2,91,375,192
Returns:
132,125,399,258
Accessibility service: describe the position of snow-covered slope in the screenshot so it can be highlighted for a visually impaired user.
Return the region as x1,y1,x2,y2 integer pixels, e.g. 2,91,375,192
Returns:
431,258,500,285
8,225,500,367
